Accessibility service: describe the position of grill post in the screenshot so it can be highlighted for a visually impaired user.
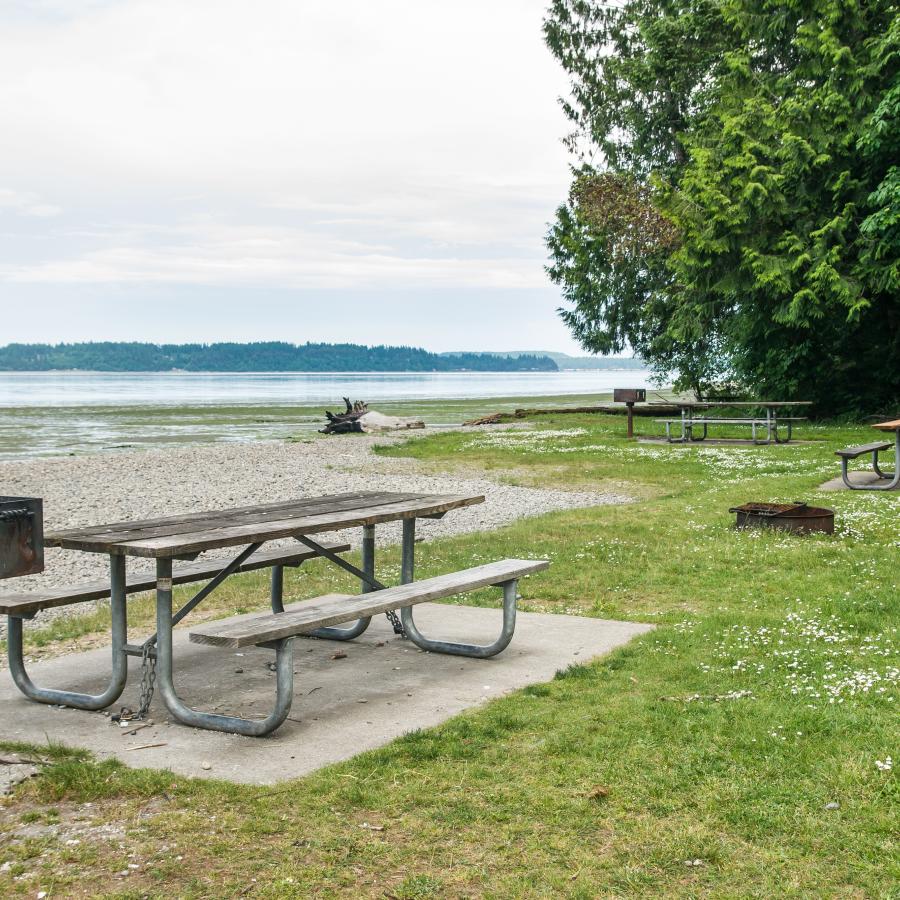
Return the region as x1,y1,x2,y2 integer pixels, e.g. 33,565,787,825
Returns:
613,389,646,439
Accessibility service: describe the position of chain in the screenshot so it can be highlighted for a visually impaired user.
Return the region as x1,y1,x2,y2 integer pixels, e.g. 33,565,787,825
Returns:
136,641,157,719
0,507,29,521
384,609,405,637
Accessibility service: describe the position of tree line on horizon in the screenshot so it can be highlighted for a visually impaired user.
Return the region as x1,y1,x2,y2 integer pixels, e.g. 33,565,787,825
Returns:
0,342,560,373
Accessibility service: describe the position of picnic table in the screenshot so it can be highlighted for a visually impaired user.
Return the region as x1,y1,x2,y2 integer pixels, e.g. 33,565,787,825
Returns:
3,491,548,736
835,419,899,491
652,400,811,444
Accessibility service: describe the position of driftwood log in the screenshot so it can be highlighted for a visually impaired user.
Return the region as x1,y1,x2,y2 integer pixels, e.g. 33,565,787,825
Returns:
320,399,425,434
320,398,369,434
462,404,686,425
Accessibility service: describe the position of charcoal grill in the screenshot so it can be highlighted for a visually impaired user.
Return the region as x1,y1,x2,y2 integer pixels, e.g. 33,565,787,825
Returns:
729,502,834,535
613,388,647,438
0,496,44,578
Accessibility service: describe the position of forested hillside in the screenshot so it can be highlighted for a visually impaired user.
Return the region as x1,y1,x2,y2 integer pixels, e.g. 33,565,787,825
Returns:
0,342,558,372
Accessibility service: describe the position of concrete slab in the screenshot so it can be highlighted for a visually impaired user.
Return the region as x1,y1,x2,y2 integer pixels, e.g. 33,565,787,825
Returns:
0,605,651,784
819,470,899,491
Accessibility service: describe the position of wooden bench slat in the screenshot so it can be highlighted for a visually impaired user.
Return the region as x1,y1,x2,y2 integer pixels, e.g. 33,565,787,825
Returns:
189,558,550,648
835,441,892,458
653,418,771,424
654,417,807,423
0,542,350,617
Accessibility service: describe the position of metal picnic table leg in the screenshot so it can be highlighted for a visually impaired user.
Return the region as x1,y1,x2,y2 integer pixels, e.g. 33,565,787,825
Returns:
270,565,284,613
401,517,415,584
859,429,900,490
7,554,129,710
303,525,374,641
399,515,517,657
774,418,793,444
872,429,899,482
400,577,519,659
153,557,294,736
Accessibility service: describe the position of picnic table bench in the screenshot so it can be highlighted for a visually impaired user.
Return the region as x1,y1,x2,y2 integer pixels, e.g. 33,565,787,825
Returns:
5,491,549,736
0,543,350,619
652,401,810,444
835,419,899,490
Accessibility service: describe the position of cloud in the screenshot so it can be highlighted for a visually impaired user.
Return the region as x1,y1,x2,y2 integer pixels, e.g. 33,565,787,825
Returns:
0,188,61,218
1,220,544,289
0,0,574,348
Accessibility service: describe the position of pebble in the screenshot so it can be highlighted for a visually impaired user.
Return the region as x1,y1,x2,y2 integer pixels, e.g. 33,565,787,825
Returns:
200,761,212,770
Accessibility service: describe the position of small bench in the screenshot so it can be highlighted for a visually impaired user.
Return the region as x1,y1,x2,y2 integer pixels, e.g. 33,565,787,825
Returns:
0,543,351,619
835,441,892,459
836,441,897,490
184,557,550,736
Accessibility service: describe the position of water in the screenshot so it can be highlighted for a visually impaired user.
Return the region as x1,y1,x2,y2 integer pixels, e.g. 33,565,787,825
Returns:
0,369,658,459
0,370,655,407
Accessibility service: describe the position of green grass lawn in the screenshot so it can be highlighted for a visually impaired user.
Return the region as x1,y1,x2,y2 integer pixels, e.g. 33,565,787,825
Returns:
1,414,897,897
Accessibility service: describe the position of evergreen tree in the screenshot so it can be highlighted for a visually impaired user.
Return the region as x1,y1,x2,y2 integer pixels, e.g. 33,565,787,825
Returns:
545,0,900,413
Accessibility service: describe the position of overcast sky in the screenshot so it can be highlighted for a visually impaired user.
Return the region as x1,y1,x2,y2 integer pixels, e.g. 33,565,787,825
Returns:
0,0,586,354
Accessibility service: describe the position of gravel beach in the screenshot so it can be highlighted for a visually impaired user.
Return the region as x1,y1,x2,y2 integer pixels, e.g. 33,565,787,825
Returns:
0,430,630,630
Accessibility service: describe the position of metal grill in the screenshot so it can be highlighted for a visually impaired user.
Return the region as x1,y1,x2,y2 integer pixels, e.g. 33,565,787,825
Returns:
0,496,44,579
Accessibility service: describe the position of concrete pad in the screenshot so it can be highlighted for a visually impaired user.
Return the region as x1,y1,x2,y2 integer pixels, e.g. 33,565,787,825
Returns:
0,605,652,784
819,470,899,491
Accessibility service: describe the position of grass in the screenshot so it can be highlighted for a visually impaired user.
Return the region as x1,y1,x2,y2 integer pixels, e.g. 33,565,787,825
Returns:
1,413,897,897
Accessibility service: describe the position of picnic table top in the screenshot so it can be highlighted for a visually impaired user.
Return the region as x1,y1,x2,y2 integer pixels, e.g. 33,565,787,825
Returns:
650,400,811,409
45,491,485,559
872,419,900,431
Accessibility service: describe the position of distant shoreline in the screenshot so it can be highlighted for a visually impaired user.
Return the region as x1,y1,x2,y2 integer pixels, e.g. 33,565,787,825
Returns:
0,367,645,375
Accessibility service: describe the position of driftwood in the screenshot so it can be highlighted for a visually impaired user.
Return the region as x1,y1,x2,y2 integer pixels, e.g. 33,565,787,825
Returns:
320,398,369,434
463,413,506,426
320,399,425,435
463,404,686,425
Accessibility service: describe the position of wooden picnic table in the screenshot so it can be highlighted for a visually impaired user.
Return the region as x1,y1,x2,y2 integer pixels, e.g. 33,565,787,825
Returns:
650,400,811,444
10,491,488,732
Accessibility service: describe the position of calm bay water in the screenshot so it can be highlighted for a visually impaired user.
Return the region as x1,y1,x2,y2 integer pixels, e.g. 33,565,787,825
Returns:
0,370,654,407
0,369,658,458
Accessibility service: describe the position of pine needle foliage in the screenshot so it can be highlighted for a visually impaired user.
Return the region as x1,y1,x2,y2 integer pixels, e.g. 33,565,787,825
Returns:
545,0,900,414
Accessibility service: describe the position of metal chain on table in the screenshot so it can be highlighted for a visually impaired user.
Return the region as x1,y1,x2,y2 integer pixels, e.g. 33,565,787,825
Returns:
136,641,157,719
384,609,405,637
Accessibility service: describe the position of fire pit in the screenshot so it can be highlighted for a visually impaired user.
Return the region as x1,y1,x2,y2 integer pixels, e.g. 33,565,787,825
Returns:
0,496,44,578
729,502,834,535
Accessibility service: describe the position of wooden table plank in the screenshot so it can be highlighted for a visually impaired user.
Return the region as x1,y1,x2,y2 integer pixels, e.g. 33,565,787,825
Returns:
651,401,811,408
873,419,900,431
46,491,398,543
50,494,485,557
47,492,426,547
